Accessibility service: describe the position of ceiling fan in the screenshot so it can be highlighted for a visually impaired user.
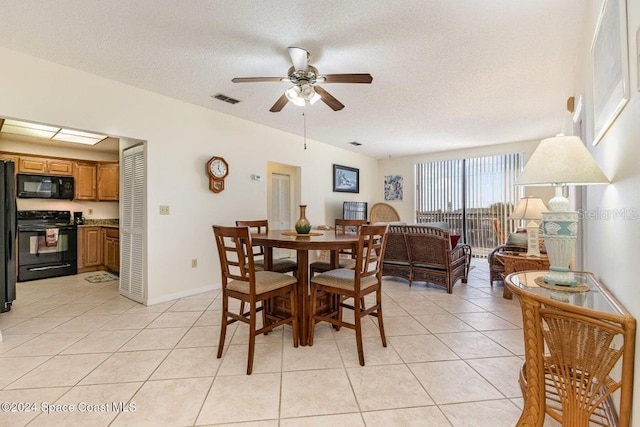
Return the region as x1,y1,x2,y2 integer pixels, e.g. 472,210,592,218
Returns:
232,47,372,112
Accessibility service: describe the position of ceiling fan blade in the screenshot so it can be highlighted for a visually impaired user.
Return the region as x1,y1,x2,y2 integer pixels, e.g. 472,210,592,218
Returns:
313,86,345,111
288,47,309,72
321,74,373,84
269,93,289,112
232,77,287,83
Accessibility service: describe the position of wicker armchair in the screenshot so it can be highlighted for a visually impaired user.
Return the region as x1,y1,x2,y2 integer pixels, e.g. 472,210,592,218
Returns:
488,244,527,283
405,226,471,293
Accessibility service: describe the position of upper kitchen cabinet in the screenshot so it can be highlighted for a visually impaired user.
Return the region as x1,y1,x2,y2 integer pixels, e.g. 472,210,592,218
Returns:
74,161,119,201
97,162,119,201
74,161,97,200
19,156,73,176
0,152,19,165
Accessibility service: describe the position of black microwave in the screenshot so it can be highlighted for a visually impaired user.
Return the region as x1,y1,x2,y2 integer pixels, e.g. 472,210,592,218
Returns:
17,174,75,200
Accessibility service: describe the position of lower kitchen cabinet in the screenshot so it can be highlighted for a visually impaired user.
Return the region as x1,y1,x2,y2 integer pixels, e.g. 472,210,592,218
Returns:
78,227,103,270
103,228,120,273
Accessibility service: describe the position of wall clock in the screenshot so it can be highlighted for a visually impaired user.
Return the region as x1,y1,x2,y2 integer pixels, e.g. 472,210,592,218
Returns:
206,156,228,193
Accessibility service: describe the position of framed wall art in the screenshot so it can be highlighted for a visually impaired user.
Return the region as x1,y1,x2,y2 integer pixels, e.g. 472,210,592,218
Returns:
637,25,640,91
590,0,629,145
333,164,359,193
384,175,403,201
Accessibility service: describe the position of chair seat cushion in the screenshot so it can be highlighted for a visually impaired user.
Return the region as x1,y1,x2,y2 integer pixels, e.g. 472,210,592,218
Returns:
312,268,377,291
228,271,297,294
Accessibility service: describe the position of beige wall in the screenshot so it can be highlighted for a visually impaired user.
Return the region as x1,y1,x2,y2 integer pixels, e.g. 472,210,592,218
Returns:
0,47,378,303
577,0,640,418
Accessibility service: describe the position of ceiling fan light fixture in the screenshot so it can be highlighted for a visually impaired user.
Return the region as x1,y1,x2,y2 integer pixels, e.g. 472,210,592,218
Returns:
285,86,305,106
309,91,321,105
300,84,315,101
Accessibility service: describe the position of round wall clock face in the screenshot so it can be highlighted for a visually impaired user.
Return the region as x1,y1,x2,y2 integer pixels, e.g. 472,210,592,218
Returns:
209,158,228,178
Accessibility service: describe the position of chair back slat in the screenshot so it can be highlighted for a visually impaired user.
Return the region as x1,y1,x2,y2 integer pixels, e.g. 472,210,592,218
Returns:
354,224,389,286
235,220,268,257
335,218,367,258
213,225,256,291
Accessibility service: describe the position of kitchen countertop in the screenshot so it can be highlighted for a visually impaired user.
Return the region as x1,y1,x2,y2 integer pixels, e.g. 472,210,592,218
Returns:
79,219,119,228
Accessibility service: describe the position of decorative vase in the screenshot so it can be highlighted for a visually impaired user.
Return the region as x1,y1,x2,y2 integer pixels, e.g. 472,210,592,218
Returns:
295,205,311,234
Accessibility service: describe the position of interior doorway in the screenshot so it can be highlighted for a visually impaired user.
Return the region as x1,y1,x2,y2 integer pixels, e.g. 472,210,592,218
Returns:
267,162,300,260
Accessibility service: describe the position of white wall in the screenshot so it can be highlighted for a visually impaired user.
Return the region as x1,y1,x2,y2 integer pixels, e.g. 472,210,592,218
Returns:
377,139,555,222
577,0,640,421
0,47,378,303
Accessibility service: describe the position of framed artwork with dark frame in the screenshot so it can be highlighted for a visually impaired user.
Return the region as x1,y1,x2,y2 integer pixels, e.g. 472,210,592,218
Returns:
333,164,359,193
590,0,629,145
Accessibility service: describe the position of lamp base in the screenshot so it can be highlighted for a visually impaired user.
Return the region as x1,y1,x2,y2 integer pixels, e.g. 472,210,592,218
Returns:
525,220,541,257
544,267,576,286
542,211,578,286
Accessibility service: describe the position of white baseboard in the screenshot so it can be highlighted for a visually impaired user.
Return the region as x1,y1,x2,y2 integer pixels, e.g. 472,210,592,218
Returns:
144,283,221,306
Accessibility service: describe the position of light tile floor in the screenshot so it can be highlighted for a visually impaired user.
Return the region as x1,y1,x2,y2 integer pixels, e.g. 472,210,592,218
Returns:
0,260,561,426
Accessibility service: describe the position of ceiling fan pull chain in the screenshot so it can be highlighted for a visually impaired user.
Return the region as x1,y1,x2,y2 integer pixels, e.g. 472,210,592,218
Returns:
303,109,307,150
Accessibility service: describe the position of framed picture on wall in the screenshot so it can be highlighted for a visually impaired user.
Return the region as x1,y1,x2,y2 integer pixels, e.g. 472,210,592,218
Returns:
590,0,629,145
384,175,403,201
333,164,359,193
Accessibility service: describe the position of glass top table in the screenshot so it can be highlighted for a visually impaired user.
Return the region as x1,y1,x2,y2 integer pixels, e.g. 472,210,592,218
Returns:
505,270,636,426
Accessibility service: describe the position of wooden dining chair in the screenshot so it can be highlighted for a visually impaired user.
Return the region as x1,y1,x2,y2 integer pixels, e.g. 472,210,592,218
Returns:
308,224,389,366
310,218,367,277
212,225,299,375
235,219,297,275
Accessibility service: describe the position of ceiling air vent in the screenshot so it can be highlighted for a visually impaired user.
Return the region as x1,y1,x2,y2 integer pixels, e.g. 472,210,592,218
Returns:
212,93,240,105
349,141,362,146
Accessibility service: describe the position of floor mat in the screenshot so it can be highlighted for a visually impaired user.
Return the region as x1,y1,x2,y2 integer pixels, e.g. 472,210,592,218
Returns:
84,273,119,283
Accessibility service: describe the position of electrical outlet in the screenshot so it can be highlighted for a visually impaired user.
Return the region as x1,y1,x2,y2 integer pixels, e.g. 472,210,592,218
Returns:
191,259,197,268
88,208,93,215
159,205,170,215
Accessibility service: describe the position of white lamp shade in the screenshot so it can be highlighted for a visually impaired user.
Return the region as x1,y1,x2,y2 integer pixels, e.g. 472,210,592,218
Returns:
515,136,609,186
509,197,548,220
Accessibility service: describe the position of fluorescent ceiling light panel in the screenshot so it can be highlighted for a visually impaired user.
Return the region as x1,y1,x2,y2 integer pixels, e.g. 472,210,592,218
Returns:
1,119,106,145
1,124,57,139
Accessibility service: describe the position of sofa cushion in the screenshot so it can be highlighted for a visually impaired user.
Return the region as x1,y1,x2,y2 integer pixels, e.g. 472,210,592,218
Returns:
506,232,528,246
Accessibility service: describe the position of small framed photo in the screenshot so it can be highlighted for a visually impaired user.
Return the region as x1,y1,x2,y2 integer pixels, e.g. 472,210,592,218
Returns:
333,164,359,193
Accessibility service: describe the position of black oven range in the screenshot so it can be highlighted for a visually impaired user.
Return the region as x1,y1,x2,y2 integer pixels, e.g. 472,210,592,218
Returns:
17,210,78,282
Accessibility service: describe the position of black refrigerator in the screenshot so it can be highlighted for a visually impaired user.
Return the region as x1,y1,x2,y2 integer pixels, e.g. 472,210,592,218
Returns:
1,160,16,312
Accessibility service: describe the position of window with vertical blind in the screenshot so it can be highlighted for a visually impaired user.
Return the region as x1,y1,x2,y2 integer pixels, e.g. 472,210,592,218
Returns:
415,153,524,257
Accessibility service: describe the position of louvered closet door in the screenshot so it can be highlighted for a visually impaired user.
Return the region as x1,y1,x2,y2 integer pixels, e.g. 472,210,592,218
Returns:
120,144,146,303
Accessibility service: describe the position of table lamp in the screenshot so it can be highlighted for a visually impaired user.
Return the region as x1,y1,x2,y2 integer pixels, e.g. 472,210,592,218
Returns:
508,197,548,257
515,136,609,286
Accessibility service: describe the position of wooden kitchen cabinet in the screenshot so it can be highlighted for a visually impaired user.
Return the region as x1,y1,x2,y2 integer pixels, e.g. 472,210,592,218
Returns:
19,156,73,176
74,162,97,200
0,152,19,164
98,162,119,201
78,227,102,270
103,228,120,273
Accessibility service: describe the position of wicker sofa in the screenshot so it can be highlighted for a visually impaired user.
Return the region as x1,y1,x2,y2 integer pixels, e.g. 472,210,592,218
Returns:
382,224,472,293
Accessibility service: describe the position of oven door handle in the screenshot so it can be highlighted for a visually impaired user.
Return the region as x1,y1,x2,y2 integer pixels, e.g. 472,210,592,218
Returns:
27,263,72,271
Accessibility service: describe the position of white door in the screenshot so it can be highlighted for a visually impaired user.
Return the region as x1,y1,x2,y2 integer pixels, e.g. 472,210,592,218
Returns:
270,173,292,259
120,144,146,303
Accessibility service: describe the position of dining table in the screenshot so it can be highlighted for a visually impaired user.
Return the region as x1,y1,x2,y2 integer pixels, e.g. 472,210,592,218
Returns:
251,229,360,346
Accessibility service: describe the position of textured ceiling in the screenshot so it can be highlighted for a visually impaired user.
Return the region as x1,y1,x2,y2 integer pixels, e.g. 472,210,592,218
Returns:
0,1,586,159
